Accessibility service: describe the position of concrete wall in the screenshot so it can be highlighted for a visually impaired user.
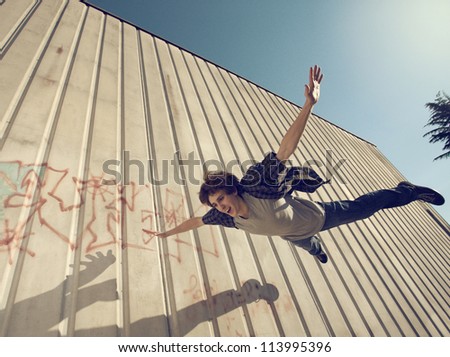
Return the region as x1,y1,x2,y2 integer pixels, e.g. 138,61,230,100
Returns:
0,0,448,336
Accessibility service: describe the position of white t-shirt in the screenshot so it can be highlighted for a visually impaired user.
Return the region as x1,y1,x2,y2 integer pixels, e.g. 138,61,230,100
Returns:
234,192,325,241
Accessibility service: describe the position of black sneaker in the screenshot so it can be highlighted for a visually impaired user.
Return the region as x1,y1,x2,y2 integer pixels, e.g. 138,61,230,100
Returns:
398,181,445,206
316,252,328,264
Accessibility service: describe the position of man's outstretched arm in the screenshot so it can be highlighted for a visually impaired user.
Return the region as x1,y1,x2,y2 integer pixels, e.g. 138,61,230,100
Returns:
276,65,323,162
156,217,204,238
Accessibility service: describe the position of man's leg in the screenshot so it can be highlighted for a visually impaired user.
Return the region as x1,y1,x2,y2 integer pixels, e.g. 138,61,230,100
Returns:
291,236,328,264
319,181,444,231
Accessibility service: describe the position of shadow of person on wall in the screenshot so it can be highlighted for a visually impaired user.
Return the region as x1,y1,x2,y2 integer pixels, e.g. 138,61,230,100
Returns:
0,250,117,336
1,249,280,336
130,278,280,336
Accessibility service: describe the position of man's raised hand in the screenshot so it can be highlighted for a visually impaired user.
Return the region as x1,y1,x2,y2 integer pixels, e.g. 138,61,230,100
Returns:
304,65,323,105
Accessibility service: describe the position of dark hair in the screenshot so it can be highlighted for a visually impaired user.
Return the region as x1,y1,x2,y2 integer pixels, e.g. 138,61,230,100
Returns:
199,171,240,207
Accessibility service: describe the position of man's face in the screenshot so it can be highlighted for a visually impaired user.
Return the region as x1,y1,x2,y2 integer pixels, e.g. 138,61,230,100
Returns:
208,189,241,217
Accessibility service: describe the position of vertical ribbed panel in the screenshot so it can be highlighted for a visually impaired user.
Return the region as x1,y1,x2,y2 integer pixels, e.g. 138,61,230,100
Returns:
0,0,448,337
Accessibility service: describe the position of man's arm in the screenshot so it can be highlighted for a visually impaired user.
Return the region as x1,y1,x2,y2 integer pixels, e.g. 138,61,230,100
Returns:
276,65,323,162
156,217,204,238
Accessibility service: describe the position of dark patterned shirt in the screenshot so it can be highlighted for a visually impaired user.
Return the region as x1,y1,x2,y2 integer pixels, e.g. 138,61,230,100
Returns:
202,152,329,228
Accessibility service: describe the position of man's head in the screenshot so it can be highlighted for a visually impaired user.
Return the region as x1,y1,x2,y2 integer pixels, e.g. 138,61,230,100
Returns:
199,171,244,217
199,171,240,206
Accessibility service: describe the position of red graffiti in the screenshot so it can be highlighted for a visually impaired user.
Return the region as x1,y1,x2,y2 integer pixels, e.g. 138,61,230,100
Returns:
0,160,220,265
141,188,220,262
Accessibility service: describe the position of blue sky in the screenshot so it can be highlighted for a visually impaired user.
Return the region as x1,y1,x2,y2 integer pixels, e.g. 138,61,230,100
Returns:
85,0,450,223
